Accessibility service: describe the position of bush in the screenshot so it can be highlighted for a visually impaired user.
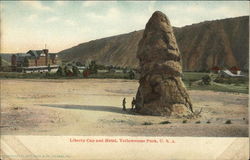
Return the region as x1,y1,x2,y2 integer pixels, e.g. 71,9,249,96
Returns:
182,120,187,123
142,122,153,125
159,121,171,124
225,120,232,124
89,60,97,74
83,69,90,78
202,75,211,85
128,70,135,79
56,66,63,76
72,66,80,76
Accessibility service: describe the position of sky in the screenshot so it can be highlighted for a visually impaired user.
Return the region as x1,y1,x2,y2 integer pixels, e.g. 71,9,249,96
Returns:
0,1,249,53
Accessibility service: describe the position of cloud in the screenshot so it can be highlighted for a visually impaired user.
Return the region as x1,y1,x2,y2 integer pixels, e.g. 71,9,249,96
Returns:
106,8,121,19
87,7,121,22
55,1,66,6
185,5,205,13
212,6,248,17
21,1,53,11
65,19,76,26
27,14,38,22
162,4,205,13
148,1,156,13
0,3,4,10
82,1,98,7
46,17,60,23
3,1,249,53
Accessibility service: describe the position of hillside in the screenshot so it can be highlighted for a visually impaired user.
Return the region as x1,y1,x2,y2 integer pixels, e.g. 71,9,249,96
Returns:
58,16,249,71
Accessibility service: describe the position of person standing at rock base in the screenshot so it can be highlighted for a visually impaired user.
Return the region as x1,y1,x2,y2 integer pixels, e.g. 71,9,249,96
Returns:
131,97,136,110
122,98,126,111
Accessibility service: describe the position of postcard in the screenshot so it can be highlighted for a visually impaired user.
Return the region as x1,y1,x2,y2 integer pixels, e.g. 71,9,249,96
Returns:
0,1,249,160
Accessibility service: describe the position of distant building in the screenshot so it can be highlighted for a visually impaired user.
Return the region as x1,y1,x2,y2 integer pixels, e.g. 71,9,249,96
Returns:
211,66,221,73
219,69,245,78
11,49,58,72
229,66,241,75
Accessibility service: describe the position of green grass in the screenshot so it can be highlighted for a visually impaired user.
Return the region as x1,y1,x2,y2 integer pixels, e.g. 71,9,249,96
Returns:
185,81,248,94
0,71,248,94
182,72,248,94
88,72,131,79
0,72,132,80
182,72,209,82
0,72,46,79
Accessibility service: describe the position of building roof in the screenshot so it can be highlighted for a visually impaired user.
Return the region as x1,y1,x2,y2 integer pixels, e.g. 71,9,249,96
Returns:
211,66,221,71
15,53,31,61
220,70,245,77
27,50,44,58
13,49,57,63
230,66,241,71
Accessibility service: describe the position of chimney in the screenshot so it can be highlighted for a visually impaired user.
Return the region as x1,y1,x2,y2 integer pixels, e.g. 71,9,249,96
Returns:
43,49,49,65
11,54,17,66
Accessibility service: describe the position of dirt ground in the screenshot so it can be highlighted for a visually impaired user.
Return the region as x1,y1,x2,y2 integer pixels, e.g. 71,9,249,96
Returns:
0,79,248,137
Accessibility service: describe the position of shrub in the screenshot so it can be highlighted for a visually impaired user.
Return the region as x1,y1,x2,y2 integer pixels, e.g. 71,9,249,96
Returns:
202,75,211,85
159,121,171,124
225,120,232,124
89,60,97,74
72,66,80,76
56,66,63,76
182,120,187,123
128,70,135,79
142,122,153,125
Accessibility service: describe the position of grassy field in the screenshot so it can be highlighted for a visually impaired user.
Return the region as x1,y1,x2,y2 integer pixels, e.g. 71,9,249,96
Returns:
182,72,248,94
0,72,130,79
185,81,248,94
182,72,209,81
0,71,248,94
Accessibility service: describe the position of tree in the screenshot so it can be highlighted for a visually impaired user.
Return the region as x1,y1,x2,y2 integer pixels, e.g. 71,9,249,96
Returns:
0,55,2,71
83,69,90,78
123,67,128,73
89,60,97,74
56,66,63,76
48,64,51,72
0,55,2,67
202,75,211,85
76,61,83,66
72,66,80,76
64,66,69,75
128,70,135,79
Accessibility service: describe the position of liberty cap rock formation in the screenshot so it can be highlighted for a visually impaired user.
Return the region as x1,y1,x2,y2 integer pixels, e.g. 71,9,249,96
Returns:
135,11,193,116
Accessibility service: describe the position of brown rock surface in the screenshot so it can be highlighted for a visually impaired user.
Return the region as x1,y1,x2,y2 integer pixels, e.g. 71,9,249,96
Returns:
58,16,249,71
135,11,193,116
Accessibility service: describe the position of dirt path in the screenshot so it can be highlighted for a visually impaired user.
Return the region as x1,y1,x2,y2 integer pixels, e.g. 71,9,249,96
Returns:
1,79,248,136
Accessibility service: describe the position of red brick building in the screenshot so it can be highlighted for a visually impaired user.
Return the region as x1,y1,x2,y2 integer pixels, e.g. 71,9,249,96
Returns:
11,49,58,68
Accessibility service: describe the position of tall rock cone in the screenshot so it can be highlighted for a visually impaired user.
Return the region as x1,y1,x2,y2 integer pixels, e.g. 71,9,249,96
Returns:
135,11,193,116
